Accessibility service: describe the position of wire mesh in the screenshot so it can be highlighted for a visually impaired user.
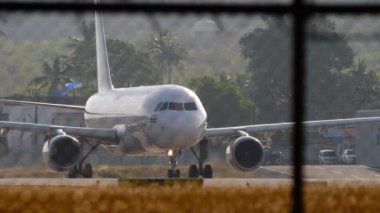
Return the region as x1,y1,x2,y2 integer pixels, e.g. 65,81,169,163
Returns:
1,1,380,212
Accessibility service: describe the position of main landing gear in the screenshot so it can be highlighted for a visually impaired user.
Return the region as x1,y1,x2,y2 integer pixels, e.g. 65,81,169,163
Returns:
67,142,99,178
189,138,213,178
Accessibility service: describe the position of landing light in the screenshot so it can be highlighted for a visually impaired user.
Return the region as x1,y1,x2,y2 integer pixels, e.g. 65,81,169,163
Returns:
168,149,174,157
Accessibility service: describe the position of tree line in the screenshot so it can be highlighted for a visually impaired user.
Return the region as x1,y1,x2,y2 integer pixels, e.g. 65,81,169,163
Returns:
240,16,380,122
3,16,380,127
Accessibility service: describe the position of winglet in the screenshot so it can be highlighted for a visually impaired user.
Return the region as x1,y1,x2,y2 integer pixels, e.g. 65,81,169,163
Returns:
95,0,114,92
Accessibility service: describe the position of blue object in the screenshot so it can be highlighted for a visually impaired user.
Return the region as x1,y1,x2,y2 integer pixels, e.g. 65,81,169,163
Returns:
53,82,82,97
324,128,342,138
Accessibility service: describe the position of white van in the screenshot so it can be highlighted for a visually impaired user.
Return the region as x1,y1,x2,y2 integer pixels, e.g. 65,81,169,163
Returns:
318,149,339,165
341,149,356,164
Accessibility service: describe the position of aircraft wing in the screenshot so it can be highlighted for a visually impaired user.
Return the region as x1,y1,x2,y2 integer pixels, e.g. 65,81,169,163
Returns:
0,121,117,145
0,99,85,111
204,117,380,138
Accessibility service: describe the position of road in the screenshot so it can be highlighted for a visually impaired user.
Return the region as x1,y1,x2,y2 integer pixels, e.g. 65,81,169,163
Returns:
258,165,380,179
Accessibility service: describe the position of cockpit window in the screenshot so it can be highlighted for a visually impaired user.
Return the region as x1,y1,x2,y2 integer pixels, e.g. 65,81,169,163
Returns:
154,103,162,111
159,102,168,111
184,102,197,111
168,102,183,111
155,102,197,112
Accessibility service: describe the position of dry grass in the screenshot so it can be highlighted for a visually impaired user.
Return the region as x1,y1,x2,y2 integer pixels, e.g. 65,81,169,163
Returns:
0,185,379,212
0,165,378,212
304,185,380,212
0,165,64,178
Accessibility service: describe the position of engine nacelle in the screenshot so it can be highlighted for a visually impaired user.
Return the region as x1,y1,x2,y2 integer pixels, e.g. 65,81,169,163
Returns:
42,134,81,172
226,136,265,172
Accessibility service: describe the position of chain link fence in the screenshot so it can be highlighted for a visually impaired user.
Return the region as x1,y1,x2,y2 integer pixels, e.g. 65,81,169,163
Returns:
1,0,380,211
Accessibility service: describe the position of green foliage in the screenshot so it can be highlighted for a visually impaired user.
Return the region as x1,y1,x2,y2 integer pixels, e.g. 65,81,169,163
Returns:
342,59,380,109
65,20,161,97
27,56,73,96
66,37,161,96
108,39,160,87
148,31,187,84
240,16,355,121
0,38,70,97
306,17,355,118
63,20,97,97
65,39,97,96
355,51,380,72
189,76,255,127
240,17,292,122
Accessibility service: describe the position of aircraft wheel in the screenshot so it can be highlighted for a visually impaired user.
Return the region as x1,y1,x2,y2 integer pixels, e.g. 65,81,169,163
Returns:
168,169,180,178
82,163,93,178
275,157,284,165
174,169,181,178
68,166,78,178
188,164,199,178
167,169,173,178
203,164,213,178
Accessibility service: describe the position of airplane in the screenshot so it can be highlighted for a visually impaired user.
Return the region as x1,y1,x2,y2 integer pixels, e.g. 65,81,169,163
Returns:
1,6,380,178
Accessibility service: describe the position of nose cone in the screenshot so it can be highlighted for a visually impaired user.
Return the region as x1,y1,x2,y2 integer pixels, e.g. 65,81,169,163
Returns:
150,85,208,149
157,111,206,149
175,115,206,147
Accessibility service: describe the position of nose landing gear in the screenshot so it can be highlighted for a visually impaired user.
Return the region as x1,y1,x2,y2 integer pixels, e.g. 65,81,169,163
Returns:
166,139,213,179
167,149,181,178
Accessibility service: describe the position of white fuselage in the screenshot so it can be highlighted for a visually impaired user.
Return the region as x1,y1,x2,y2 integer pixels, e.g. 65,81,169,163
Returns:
84,84,207,156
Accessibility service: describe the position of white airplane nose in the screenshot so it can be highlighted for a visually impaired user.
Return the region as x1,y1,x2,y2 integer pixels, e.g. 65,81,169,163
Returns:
157,112,205,149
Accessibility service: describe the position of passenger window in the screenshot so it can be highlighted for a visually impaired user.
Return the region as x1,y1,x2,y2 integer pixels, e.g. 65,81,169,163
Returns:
184,102,197,111
154,103,162,111
169,102,183,111
159,102,168,111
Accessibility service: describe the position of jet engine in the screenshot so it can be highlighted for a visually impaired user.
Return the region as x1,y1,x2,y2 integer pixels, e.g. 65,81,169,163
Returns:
226,136,265,172
42,134,81,172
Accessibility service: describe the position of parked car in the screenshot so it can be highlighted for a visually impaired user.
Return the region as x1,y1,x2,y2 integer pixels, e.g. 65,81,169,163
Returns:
318,149,339,165
341,149,356,164
264,146,285,165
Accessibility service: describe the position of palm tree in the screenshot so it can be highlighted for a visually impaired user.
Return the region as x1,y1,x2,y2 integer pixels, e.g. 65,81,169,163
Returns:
28,56,73,97
65,19,97,96
67,19,95,46
149,31,187,84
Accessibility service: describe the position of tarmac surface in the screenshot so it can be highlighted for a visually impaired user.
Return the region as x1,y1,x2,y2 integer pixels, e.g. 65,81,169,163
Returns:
0,165,379,187
259,164,380,179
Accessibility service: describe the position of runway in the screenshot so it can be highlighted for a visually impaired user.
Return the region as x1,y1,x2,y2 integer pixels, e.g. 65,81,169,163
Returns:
0,178,119,186
0,165,379,187
1,177,380,187
258,164,380,179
